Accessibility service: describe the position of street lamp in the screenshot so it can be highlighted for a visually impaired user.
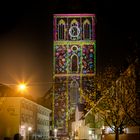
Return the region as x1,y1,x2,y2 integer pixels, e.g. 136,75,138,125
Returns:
102,126,105,134
88,130,92,140
54,128,58,138
18,83,27,93
101,126,105,140
28,127,32,140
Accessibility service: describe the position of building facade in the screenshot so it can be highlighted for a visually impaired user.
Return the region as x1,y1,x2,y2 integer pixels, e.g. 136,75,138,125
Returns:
53,14,96,134
0,97,51,140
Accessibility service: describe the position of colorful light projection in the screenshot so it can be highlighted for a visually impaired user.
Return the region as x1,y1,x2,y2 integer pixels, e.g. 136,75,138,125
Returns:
68,76,80,114
54,77,67,129
55,45,67,74
53,14,96,133
82,77,94,93
67,45,81,74
54,76,80,129
55,44,95,74
54,14,96,41
82,45,94,74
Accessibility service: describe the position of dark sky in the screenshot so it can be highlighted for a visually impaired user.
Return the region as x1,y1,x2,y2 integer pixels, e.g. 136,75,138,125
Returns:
0,0,139,99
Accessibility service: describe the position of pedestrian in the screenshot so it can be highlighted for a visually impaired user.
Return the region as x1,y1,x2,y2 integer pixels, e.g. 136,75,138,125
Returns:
13,133,22,140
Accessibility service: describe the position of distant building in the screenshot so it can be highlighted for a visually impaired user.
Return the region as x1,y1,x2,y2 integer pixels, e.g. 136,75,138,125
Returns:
71,103,90,140
0,97,51,140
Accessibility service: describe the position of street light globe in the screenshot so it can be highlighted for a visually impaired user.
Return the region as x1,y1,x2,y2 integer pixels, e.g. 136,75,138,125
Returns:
54,128,57,132
18,83,27,92
88,130,92,135
54,128,58,138
28,127,32,131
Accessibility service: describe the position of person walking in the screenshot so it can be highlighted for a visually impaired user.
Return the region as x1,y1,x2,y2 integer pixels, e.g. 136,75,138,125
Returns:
13,133,22,140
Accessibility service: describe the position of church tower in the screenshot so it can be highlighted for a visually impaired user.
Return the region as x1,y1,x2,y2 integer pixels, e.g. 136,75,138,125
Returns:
53,14,96,134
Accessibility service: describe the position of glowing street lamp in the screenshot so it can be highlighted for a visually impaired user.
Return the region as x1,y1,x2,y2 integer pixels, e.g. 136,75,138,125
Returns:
28,127,32,140
88,130,92,135
28,127,32,131
18,83,27,93
102,125,105,134
88,130,92,140
54,128,58,138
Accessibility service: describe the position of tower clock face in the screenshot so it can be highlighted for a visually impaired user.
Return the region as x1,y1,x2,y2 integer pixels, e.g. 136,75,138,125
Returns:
69,26,80,37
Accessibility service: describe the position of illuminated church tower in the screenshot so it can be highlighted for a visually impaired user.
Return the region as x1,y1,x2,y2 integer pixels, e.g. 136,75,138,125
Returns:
53,14,96,134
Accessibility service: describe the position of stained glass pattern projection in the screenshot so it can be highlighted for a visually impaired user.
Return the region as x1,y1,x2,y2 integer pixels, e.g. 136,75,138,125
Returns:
53,14,96,134
54,15,96,41
82,45,94,74
67,45,81,74
68,76,80,114
54,77,67,129
55,45,67,74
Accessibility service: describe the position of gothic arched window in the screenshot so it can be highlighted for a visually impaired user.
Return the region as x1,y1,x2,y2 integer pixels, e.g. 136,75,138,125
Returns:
83,19,91,40
58,19,65,40
71,54,78,72
70,19,78,27
70,80,79,105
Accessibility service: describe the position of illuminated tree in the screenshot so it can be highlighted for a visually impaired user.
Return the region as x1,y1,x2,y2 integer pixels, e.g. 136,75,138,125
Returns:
121,61,140,126
82,64,137,140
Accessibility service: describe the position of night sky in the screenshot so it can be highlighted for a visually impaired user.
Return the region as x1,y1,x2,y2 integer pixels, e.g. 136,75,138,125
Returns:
0,1,139,99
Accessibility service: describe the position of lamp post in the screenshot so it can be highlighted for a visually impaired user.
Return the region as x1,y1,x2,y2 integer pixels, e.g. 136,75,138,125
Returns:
101,126,105,140
28,127,32,140
54,128,57,139
88,130,92,140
